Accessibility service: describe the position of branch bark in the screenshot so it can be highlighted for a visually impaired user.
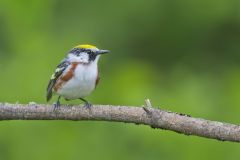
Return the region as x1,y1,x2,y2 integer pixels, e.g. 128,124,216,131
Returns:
0,101,239,142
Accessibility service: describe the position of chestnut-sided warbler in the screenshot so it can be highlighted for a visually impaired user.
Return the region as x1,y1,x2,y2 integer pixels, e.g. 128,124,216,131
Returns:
46,44,109,110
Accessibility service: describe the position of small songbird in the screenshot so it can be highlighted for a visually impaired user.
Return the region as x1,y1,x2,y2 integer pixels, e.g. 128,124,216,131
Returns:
46,44,109,110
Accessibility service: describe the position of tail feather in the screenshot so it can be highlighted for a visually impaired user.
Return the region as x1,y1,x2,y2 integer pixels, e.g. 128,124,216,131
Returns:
46,91,52,102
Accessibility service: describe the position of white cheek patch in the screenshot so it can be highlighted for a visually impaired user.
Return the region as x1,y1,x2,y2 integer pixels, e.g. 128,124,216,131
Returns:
78,52,89,63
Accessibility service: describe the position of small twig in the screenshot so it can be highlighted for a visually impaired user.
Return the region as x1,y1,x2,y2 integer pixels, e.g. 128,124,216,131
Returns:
145,99,153,108
143,99,153,115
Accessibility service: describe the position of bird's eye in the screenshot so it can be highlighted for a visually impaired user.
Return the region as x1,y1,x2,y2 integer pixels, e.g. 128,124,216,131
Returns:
87,51,93,55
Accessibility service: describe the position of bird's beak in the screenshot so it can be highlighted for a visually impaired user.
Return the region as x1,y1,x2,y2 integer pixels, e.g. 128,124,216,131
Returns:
97,50,110,55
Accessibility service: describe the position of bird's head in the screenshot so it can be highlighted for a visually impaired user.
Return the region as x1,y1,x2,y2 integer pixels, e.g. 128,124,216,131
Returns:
67,44,109,64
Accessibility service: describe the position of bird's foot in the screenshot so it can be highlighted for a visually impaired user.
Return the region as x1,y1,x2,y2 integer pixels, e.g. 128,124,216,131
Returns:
53,96,61,111
79,98,92,109
83,102,92,110
53,101,61,111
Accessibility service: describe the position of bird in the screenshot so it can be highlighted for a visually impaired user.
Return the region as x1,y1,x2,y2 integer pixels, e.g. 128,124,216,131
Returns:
46,44,110,110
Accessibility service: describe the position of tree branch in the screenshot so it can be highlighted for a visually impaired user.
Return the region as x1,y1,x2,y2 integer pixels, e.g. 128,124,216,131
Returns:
0,101,239,142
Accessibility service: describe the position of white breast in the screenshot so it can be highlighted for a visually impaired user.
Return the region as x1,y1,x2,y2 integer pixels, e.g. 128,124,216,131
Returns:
56,62,98,99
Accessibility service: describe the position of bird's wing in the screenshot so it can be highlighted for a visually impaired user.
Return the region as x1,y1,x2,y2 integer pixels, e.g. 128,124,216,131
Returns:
46,59,70,101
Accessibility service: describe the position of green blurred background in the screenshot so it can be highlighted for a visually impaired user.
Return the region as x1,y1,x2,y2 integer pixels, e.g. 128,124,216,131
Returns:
0,0,240,159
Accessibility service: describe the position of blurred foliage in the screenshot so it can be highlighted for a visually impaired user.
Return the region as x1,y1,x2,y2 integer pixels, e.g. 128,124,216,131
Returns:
0,0,240,159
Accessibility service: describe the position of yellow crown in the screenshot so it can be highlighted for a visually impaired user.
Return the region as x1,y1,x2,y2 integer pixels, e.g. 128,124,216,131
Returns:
74,44,97,49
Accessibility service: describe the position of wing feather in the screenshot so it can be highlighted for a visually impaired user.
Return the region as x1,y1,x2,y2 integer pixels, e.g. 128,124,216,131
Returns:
46,59,70,101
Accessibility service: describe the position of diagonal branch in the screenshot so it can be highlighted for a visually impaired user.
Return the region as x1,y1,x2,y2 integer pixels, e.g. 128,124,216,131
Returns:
0,101,239,142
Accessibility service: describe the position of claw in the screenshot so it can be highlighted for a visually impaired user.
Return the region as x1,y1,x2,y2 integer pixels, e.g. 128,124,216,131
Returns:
53,96,61,111
83,102,92,109
79,98,92,109
53,102,60,111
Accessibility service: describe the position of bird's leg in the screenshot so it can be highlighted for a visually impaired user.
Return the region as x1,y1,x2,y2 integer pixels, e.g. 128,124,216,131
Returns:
53,96,61,111
79,98,92,109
